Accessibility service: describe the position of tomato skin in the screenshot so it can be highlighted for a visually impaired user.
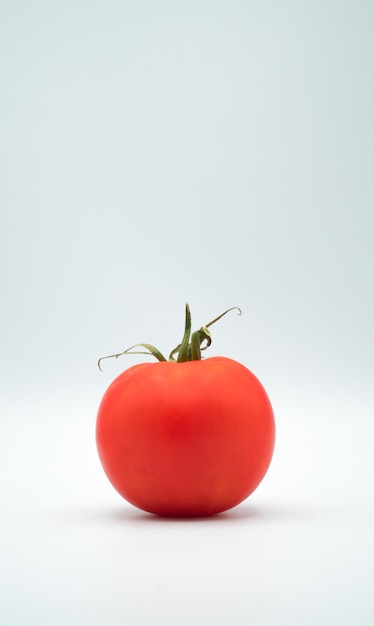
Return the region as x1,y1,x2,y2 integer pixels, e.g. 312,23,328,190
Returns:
96,357,275,517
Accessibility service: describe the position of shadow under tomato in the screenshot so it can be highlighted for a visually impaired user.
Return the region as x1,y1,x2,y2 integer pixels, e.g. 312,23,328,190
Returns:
60,500,350,527
110,502,283,524
60,502,266,526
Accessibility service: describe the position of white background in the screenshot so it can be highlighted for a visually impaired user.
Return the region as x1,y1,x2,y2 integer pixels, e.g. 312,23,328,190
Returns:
1,1,373,625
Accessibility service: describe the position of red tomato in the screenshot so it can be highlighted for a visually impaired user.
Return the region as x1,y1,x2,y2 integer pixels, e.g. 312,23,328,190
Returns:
96,356,275,517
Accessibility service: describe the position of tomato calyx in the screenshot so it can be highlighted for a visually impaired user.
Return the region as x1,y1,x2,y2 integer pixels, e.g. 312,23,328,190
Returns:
98,303,242,370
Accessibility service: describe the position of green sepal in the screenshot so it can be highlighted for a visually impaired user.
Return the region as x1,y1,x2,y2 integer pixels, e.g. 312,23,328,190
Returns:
98,343,167,371
98,303,242,369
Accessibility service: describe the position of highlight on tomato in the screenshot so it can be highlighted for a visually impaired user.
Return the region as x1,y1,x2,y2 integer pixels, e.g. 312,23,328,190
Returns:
96,304,275,517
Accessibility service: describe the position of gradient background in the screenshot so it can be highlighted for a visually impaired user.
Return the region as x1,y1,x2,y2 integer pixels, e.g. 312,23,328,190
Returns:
1,1,373,624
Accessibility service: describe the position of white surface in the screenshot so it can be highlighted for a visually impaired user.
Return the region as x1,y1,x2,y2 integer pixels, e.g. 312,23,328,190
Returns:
2,387,374,626
1,1,374,624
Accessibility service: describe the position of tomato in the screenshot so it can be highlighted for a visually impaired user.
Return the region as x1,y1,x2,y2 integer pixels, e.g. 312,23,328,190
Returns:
96,304,275,517
96,357,275,517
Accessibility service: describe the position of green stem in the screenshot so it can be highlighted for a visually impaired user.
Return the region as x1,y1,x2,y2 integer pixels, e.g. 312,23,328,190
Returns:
98,303,242,369
176,303,192,363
